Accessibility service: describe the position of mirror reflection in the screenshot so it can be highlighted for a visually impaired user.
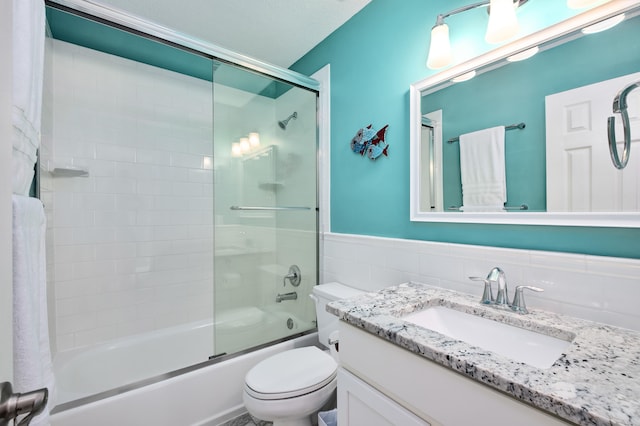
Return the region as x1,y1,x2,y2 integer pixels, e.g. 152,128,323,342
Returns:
414,7,640,220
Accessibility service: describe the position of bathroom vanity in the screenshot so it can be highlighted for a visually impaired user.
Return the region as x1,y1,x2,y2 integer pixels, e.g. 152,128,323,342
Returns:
329,283,640,426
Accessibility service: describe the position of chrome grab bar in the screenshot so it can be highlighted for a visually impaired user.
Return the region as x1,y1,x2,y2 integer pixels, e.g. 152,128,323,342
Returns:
608,80,640,170
230,206,312,211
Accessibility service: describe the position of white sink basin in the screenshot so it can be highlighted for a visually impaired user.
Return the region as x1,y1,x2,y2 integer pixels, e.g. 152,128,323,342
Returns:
402,306,572,369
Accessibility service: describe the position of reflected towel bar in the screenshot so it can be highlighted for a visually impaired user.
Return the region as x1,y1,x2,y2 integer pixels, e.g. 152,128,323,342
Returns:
230,206,312,211
447,122,526,144
447,204,529,211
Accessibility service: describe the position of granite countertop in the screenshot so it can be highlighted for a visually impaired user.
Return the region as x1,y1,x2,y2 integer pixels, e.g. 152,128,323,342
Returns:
327,282,640,426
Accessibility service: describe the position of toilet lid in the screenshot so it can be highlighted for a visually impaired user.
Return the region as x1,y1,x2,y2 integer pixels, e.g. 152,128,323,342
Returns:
245,346,337,400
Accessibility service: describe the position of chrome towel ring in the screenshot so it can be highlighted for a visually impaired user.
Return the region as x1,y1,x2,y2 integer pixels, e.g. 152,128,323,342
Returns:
607,81,639,170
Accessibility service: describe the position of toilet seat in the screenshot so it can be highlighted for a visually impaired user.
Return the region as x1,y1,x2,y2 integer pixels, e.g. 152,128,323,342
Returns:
245,346,337,400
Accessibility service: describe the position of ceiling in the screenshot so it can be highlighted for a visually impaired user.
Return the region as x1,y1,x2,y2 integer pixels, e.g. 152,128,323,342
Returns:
93,0,372,68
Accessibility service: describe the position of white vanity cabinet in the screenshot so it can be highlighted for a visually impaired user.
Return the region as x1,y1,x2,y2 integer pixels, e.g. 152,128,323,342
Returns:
337,368,430,426
337,322,573,426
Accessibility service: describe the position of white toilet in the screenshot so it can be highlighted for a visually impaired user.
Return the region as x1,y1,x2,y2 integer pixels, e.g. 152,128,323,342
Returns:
243,282,364,426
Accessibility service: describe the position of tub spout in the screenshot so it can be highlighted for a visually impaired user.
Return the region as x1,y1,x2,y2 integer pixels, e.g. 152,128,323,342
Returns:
275,291,297,303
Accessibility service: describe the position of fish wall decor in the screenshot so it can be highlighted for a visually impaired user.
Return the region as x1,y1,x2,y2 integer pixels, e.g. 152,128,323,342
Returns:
350,124,389,160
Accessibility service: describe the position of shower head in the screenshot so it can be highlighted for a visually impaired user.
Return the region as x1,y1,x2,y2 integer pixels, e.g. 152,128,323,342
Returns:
278,112,297,130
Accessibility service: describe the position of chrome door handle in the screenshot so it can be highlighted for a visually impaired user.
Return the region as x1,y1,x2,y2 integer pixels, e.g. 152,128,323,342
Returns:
0,382,48,426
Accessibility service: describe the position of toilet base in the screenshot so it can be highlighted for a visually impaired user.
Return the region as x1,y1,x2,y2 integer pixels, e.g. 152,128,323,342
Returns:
243,378,336,426
272,418,312,426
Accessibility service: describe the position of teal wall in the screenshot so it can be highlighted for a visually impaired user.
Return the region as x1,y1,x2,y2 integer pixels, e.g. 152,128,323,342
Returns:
426,15,640,211
291,0,640,258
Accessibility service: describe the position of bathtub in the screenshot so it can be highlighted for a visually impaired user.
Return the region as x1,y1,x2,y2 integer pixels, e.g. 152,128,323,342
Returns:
51,309,316,426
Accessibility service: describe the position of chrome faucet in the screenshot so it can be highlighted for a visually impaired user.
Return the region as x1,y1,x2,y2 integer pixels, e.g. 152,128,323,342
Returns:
488,267,509,307
469,267,544,314
469,267,506,306
511,285,544,314
275,291,298,303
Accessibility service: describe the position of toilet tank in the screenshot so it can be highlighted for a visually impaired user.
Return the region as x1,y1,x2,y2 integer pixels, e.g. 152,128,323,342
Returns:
311,282,365,349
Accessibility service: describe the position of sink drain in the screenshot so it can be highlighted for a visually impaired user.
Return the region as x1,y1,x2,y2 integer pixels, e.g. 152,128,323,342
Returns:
287,318,294,329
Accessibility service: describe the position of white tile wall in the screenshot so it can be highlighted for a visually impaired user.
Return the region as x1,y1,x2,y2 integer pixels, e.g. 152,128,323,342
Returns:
322,232,640,332
44,40,214,352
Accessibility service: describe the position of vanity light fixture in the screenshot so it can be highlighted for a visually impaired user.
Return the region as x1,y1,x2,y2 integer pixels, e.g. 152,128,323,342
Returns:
506,46,539,62
239,137,251,154
232,132,262,157
451,70,477,83
248,132,261,149
581,13,625,34
485,0,521,43
426,0,527,70
231,143,243,158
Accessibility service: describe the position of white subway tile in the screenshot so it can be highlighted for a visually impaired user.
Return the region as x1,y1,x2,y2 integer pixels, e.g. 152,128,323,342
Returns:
115,194,154,211
172,182,203,197
170,152,202,169
72,260,117,280
72,227,117,245
96,143,136,163
57,313,96,334
55,333,76,352
136,148,171,166
95,177,137,194
136,241,172,257
94,210,136,227
74,325,117,348
384,248,420,275
55,245,95,263
154,226,189,241
73,193,116,211
54,263,73,282
94,242,136,260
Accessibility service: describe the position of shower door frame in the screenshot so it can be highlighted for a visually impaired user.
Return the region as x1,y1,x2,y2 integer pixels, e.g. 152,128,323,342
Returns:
46,0,320,92
45,0,322,412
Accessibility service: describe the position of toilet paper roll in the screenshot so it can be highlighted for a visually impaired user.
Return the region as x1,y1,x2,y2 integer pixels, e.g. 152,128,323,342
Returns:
329,330,340,361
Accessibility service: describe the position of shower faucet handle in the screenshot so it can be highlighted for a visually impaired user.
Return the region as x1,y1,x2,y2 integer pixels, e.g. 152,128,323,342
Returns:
283,265,301,287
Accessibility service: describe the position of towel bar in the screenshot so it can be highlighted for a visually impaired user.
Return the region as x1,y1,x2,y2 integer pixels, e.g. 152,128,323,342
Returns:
448,122,525,144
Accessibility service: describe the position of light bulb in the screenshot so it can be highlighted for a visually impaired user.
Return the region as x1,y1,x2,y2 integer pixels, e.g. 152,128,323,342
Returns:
582,14,625,34
427,23,453,69
248,132,260,149
507,46,539,62
240,137,250,153
231,143,243,158
451,71,476,83
485,0,520,44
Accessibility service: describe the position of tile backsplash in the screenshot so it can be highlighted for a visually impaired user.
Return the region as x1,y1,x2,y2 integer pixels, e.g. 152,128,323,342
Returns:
321,232,640,331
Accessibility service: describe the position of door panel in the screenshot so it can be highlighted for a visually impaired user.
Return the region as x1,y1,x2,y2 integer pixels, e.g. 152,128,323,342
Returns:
546,72,640,212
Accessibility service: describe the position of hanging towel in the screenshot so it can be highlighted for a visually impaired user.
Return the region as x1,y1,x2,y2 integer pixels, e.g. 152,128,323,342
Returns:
12,0,46,195
459,126,507,212
13,195,55,426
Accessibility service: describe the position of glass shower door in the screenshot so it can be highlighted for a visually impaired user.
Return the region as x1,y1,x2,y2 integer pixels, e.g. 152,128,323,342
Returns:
212,62,318,356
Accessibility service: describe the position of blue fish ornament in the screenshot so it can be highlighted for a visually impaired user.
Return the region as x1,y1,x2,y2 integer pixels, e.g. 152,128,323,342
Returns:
351,124,390,159
367,143,389,160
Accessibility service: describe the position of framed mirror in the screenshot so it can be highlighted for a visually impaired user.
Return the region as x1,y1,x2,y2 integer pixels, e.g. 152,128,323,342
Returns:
410,1,640,227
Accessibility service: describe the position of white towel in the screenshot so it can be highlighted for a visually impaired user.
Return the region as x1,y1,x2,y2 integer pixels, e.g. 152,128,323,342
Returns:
12,0,46,195
459,126,507,212
13,195,54,426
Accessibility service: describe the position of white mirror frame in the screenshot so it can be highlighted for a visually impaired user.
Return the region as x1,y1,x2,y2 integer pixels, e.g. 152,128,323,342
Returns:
410,0,640,227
